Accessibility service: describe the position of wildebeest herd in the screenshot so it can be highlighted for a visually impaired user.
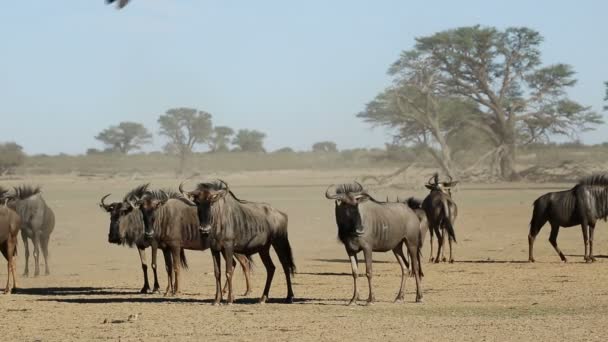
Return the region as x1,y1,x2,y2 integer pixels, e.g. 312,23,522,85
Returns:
1,173,608,304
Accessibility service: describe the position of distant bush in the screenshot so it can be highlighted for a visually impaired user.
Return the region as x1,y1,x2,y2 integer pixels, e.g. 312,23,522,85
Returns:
0,142,26,174
273,147,295,153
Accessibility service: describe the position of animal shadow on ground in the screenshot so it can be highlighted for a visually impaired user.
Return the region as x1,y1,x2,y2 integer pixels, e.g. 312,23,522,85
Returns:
565,254,608,259
453,260,529,264
314,258,394,264
38,296,339,305
14,287,134,296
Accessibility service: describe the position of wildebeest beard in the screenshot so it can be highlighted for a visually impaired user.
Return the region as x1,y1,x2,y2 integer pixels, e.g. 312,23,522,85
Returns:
197,202,213,232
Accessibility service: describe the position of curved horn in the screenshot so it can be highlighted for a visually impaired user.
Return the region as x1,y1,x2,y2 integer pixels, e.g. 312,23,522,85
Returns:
178,180,187,195
325,184,341,200
178,179,197,206
427,175,435,185
100,194,111,208
354,181,364,193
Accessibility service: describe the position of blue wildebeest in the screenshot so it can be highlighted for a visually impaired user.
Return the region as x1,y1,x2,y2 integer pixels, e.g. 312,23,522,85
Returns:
100,185,161,293
529,174,608,263
0,186,21,294
325,182,424,304
3,186,55,276
109,185,254,296
421,174,457,263
180,180,295,305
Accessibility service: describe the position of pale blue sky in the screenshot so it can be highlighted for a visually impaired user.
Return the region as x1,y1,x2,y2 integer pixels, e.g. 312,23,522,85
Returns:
1,0,606,155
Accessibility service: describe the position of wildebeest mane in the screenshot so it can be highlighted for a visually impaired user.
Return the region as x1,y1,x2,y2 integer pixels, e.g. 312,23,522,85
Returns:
578,174,608,187
12,185,42,200
123,183,151,202
0,186,9,199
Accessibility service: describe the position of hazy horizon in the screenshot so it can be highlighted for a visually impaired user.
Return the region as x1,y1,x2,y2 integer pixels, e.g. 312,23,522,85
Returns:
1,0,606,155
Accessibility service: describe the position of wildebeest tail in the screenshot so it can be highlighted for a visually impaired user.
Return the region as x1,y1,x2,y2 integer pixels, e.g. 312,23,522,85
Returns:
529,195,549,237
442,199,456,243
273,233,296,276
180,248,188,269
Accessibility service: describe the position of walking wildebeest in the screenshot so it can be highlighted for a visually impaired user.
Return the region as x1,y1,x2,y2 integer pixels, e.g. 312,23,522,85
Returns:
99,184,161,293
3,186,55,276
0,187,21,294
422,174,457,263
325,182,423,304
106,185,254,296
180,180,295,305
528,174,608,263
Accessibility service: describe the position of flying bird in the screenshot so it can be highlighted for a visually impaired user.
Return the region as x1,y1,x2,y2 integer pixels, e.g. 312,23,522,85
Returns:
107,0,130,9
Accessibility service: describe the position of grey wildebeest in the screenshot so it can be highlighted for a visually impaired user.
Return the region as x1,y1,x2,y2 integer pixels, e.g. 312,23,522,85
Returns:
99,185,161,293
325,182,423,304
421,174,457,263
3,186,55,276
107,185,254,296
528,174,608,263
179,180,295,305
0,187,21,294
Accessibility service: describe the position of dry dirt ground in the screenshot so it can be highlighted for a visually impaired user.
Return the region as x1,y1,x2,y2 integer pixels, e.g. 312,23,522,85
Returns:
2,170,608,341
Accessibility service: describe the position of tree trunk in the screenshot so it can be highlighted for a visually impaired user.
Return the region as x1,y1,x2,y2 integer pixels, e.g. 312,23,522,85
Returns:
177,151,188,176
498,142,519,181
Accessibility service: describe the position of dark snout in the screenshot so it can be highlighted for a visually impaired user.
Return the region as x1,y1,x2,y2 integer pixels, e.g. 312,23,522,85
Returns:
108,223,121,244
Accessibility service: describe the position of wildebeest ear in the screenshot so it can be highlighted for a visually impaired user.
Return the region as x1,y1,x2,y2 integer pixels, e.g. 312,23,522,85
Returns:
425,184,434,190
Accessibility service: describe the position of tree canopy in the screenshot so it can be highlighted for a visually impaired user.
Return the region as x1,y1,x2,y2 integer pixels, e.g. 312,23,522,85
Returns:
232,129,266,152
209,126,235,153
95,121,152,154
0,142,25,174
312,141,338,153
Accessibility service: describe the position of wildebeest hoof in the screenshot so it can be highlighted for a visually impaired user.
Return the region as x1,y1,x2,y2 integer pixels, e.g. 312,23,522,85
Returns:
441,257,447,262
285,296,294,304
449,259,455,264
429,257,434,263
140,287,150,294
528,258,535,263
364,300,374,306
212,301,222,306
394,296,404,303
258,295,268,304
243,290,252,296
415,297,424,303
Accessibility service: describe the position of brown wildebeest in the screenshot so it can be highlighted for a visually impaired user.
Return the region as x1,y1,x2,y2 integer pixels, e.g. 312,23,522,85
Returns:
99,184,161,293
104,185,254,296
4,186,55,276
0,190,21,294
180,180,295,305
528,174,608,263
422,174,457,263
325,182,423,304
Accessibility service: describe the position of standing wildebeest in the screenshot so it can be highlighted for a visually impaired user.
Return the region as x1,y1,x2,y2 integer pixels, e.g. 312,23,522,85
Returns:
528,174,608,263
325,182,423,304
422,174,457,263
3,186,55,276
99,184,161,293
106,185,254,296
180,180,295,305
1,187,21,294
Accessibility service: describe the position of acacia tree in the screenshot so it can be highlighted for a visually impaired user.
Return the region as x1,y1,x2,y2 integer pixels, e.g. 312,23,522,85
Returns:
209,126,234,152
410,26,602,180
95,121,152,154
232,129,266,152
312,141,338,152
358,51,477,177
158,108,213,174
0,142,25,174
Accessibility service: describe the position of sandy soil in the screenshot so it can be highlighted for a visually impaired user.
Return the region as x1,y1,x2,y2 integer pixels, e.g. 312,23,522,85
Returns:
2,171,608,341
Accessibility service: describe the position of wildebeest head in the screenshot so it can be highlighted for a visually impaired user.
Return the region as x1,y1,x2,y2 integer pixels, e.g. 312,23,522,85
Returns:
325,182,371,233
425,173,458,196
99,194,134,244
179,180,229,232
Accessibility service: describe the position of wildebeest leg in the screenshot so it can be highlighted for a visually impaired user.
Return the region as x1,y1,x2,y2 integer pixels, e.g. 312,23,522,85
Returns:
393,246,408,303
162,249,173,296
235,254,252,296
548,223,567,262
33,231,41,277
222,247,236,304
1,243,10,294
581,222,591,263
441,227,447,262
434,228,443,264
363,248,374,305
589,223,596,262
170,247,181,295
273,242,295,303
428,227,435,263
21,232,29,277
347,252,359,306
407,242,423,303
448,234,454,264
258,247,276,304
137,247,151,293
41,234,50,275
211,250,223,305
151,246,160,293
